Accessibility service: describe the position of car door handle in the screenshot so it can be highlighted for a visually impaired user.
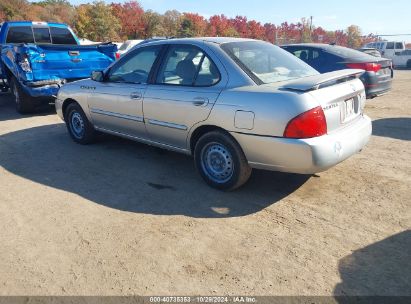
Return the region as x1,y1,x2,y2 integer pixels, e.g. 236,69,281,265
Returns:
130,92,142,100
192,97,208,106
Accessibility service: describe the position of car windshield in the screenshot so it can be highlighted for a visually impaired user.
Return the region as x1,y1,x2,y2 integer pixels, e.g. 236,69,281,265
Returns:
221,41,318,84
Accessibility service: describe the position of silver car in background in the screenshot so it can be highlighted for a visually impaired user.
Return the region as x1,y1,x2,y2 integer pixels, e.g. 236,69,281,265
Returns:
56,38,371,190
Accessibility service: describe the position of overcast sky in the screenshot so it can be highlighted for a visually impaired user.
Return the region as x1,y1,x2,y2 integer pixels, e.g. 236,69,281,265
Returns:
47,0,411,42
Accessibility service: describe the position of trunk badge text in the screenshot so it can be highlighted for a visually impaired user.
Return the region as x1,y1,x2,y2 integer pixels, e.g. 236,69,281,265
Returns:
322,103,338,111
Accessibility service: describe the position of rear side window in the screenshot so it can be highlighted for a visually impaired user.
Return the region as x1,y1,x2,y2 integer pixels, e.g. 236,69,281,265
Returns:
386,42,394,49
156,45,220,87
6,26,34,43
50,27,77,45
33,27,51,44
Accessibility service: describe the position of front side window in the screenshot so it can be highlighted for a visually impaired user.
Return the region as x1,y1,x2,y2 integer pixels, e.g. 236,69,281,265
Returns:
6,26,34,43
395,42,404,49
222,41,318,84
33,27,51,44
108,45,162,83
50,27,77,45
156,45,220,86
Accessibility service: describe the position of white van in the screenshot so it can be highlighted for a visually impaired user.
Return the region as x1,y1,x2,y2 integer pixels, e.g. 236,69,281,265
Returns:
363,41,405,59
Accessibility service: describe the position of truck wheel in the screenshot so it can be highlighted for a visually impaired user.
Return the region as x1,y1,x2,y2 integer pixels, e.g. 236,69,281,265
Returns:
10,77,34,114
65,102,96,144
194,130,252,191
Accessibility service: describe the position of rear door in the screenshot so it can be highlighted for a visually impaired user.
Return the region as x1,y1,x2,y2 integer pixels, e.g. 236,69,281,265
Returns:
143,43,224,149
87,44,163,138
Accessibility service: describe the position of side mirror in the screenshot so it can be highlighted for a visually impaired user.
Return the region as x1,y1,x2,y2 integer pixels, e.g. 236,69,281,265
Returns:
91,71,104,82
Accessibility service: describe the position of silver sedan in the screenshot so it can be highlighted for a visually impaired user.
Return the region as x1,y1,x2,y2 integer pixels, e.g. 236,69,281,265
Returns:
56,38,372,190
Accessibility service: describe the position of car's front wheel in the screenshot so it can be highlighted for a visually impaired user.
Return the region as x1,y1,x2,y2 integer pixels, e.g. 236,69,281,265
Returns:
65,102,96,144
194,130,252,191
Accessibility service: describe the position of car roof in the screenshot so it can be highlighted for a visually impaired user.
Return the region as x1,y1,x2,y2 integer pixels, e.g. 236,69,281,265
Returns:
282,43,344,50
3,21,68,28
142,37,257,46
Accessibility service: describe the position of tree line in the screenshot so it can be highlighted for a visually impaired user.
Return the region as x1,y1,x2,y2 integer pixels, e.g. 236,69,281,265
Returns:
1,0,378,47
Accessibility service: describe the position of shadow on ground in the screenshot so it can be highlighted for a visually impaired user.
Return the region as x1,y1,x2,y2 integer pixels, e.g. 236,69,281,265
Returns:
334,230,411,300
0,92,55,122
372,117,411,141
0,121,310,218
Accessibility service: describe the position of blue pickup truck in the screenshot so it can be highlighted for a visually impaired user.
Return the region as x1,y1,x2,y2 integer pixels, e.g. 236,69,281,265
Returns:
0,21,117,113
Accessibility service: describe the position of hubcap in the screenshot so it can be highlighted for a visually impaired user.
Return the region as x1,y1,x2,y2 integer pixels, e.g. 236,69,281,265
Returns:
70,112,85,139
201,142,234,183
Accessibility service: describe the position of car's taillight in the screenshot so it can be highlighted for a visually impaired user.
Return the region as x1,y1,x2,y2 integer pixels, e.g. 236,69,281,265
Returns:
18,53,32,72
115,52,121,60
284,106,327,139
346,62,381,72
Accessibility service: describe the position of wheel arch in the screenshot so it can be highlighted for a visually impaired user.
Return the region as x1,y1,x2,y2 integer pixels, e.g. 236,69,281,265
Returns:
189,124,239,154
62,98,80,121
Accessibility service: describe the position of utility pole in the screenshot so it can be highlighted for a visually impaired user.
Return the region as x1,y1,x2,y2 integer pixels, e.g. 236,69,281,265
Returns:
310,16,313,40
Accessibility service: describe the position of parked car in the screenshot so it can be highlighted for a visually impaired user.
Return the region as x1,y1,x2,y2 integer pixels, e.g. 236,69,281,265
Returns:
282,43,393,98
357,47,381,57
56,38,371,190
363,41,405,59
392,49,411,68
116,39,143,57
0,21,117,113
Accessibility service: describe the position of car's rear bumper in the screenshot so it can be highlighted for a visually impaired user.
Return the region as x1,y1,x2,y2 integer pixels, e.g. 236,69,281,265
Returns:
231,115,372,174
362,71,393,98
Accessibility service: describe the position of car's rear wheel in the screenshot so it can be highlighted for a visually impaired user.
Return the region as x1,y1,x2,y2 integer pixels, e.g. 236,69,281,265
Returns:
65,102,96,144
194,130,252,191
10,77,34,114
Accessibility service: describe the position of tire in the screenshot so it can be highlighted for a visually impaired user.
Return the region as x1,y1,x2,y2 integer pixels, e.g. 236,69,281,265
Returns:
65,102,96,144
9,77,34,113
194,130,252,191
407,60,411,69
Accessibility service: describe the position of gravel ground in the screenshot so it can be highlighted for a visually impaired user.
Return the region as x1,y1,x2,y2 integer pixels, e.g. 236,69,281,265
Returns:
0,71,410,296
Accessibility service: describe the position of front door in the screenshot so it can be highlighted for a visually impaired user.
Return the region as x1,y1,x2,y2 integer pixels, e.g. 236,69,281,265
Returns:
143,44,223,149
88,44,163,139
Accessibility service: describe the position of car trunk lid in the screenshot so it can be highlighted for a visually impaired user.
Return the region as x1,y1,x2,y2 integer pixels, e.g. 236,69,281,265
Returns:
280,69,366,133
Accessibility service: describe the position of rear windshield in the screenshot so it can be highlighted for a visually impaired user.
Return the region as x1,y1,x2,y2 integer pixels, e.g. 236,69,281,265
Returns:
6,26,34,43
33,27,51,44
50,27,77,44
221,41,318,84
326,45,373,60
5,25,77,45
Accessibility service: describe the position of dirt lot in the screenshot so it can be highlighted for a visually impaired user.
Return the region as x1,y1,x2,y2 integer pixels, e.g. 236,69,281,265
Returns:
0,71,410,297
